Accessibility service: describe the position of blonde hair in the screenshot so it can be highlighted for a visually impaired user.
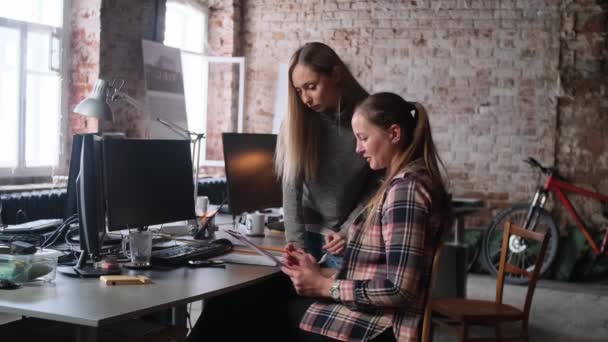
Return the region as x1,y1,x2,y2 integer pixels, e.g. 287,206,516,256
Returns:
355,92,450,230
275,42,368,185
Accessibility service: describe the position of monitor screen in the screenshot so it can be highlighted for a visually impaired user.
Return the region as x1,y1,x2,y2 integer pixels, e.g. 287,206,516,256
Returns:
222,133,282,215
102,139,195,231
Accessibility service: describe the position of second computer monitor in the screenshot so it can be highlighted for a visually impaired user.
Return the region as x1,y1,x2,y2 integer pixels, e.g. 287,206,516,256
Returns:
103,139,196,231
222,133,282,216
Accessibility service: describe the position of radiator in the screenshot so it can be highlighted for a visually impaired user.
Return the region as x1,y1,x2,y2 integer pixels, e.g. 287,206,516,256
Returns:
0,189,67,225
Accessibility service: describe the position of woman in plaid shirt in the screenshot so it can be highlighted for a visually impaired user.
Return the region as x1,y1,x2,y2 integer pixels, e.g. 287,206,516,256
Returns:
282,92,451,342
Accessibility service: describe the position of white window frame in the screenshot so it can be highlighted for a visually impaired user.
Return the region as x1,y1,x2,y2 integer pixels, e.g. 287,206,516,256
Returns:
165,1,245,167
186,54,245,167
0,2,70,179
166,0,209,54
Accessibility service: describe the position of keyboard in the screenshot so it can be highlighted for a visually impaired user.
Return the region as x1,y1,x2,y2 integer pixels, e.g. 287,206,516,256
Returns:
150,239,233,265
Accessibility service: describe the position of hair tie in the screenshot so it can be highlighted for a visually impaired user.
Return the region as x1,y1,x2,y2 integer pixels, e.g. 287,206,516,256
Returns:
409,102,417,119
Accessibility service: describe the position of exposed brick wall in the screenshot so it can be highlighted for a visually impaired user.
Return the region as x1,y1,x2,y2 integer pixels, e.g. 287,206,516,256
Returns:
65,0,102,172
206,0,242,55
556,1,608,229
242,0,564,225
205,64,240,161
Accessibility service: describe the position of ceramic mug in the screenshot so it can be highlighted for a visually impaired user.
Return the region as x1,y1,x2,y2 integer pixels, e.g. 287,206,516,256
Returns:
246,212,265,236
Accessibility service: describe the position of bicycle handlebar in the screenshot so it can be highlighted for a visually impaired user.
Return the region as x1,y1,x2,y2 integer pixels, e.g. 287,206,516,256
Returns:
523,157,552,175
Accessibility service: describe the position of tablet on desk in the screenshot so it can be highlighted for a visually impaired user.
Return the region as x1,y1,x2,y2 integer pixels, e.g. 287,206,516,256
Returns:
224,230,281,267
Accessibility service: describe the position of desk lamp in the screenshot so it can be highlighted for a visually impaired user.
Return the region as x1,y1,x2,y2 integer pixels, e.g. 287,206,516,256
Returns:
74,79,114,132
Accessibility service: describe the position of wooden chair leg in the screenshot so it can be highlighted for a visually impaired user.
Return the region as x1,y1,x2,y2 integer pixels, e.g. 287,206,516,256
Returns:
495,322,502,341
459,321,469,342
521,320,529,342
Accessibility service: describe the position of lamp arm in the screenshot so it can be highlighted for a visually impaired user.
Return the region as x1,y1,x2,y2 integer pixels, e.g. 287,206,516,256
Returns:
111,91,147,112
155,118,191,140
156,118,205,141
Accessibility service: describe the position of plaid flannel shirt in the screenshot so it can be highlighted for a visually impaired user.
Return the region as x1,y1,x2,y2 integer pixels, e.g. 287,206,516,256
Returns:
299,164,443,342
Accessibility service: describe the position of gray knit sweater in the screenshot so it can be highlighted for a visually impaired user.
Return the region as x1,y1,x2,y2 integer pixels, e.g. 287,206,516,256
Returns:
282,107,379,247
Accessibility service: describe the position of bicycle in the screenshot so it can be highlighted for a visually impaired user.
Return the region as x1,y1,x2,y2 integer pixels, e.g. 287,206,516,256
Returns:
481,157,608,284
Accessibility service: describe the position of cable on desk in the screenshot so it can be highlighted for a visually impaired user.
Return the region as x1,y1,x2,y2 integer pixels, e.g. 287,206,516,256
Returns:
41,214,78,248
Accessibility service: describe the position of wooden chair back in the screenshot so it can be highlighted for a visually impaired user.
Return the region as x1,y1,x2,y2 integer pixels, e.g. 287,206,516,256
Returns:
495,222,550,322
421,244,443,342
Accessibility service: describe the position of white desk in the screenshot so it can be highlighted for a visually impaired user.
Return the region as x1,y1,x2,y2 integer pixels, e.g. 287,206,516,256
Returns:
0,257,280,341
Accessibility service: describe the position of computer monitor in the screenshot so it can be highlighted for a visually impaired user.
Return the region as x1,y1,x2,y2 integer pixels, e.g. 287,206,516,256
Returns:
102,139,196,231
65,133,92,220
222,133,282,215
59,134,119,277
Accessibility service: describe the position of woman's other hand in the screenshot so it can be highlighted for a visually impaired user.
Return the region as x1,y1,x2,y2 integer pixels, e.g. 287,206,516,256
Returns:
281,245,332,297
281,243,302,267
323,232,346,256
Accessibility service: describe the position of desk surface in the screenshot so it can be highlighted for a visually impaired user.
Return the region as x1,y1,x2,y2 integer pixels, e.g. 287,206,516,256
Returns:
0,263,278,327
0,214,285,329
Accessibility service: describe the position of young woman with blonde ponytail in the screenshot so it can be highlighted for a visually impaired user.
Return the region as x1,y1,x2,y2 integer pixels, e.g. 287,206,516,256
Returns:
282,92,451,342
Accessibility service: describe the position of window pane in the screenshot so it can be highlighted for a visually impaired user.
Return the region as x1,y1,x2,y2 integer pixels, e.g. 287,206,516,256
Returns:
1,0,64,27
182,53,206,135
25,73,61,167
164,2,204,53
0,27,20,168
27,30,50,71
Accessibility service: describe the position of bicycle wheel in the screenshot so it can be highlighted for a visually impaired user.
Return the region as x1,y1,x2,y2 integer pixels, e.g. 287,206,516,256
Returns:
481,203,560,284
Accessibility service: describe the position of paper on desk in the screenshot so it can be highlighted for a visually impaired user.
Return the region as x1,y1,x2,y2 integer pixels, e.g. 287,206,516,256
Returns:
219,230,281,267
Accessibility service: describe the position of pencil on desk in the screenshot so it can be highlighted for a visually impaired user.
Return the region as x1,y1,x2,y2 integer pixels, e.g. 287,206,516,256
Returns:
233,245,282,255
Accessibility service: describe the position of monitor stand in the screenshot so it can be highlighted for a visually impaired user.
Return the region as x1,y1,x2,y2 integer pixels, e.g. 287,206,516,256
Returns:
58,265,121,278
58,249,121,278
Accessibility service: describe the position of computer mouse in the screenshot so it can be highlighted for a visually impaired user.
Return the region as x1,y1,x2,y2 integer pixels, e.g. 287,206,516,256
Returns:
0,279,20,290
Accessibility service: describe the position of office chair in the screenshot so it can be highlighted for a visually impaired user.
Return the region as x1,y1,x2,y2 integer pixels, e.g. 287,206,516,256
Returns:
428,222,549,342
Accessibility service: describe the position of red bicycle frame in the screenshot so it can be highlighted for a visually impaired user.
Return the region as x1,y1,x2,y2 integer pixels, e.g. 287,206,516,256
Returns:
543,174,608,255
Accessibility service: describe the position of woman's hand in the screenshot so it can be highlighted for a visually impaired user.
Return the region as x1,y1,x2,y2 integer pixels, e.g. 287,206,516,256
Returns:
323,232,346,256
281,244,333,297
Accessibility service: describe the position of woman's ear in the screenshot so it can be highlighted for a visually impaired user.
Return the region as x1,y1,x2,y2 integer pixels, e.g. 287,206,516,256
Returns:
388,124,402,144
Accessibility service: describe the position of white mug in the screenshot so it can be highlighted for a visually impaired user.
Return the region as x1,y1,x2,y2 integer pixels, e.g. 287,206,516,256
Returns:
246,212,265,236
196,196,209,216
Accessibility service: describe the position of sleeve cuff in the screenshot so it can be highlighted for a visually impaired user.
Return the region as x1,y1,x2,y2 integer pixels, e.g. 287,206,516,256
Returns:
339,279,356,302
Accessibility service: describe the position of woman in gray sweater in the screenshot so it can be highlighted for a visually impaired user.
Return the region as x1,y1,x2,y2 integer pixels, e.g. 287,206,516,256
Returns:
275,42,379,266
